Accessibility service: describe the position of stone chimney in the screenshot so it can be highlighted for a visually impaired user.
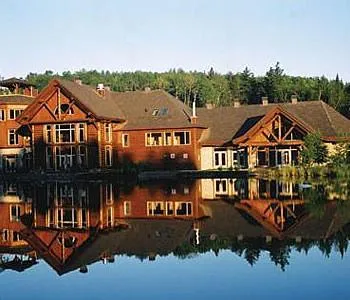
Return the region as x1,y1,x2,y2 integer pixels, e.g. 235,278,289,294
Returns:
233,98,240,108
291,95,298,104
205,103,215,110
262,97,269,106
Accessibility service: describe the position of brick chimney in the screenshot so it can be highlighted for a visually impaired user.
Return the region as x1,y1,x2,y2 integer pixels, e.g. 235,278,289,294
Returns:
190,99,198,124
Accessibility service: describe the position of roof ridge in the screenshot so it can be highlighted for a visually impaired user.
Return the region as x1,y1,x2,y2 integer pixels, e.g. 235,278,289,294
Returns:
320,101,337,136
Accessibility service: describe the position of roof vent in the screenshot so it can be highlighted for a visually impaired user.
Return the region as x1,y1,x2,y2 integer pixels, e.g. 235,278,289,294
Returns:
291,95,298,104
262,97,269,106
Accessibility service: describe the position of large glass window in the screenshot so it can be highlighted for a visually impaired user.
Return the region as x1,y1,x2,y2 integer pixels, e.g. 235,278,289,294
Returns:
56,146,76,169
214,150,227,168
55,124,75,143
0,109,5,121
10,205,21,222
105,146,112,167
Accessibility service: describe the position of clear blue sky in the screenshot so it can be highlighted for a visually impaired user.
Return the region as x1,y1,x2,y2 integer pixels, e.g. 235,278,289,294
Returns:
1,0,350,81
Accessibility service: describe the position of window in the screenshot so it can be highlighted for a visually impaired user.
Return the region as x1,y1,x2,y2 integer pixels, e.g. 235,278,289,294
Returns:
105,146,112,167
57,208,78,228
164,132,172,145
175,202,192,216
183,153,188,159
123,201,131,216
107,207,114,227
171,188,177,195
232,151,238,167
77,145,86,166
10,205,21,222
105,123,112,143
8,129,19,145
152,109,159,116
55,124,75,143
56,146,76,169
45,125,52,143
170,153,176,159
184,187,190,194
122,134,129,147
8,109,23,120
13,231,22,242
174,131,190,145
78,123,85,142
146,132,162,146
105,183,114,204
214,150,227,168
215,179,228,195
46,147,54,169
0,109,5,121
1,229,9,242
147,202,165,216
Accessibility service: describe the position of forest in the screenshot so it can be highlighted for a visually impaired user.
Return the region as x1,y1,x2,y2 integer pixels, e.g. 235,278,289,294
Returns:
22,62,350,117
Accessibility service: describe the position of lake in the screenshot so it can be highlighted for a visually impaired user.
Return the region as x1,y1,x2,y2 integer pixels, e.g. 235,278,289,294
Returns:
0,177,349,299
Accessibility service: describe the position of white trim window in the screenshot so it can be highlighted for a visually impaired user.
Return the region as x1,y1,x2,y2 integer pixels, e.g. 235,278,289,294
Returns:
55,146,76,169
215,179,228,195
146,132,162,146
147,201,165,216
77,123,86,143
214,150,227,168
55,124,75,143
8,129,19,145
10,205,21,222
175,202,192,216
173,131,190,145
122,133,129,147
105,183,114,204
123,201,131,216
0,109,5,121
105,123,112,143
44,125,52,143
105,146,113,167
8,109,23,120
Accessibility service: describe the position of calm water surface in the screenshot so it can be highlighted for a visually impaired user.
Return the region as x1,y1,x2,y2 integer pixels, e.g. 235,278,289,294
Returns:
0,177,349,299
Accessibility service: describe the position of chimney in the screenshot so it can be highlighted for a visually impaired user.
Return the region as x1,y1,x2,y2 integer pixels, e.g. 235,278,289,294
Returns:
291,95,298,104
205,103,215,110
74,79,82,85
144,87,151,92
191,99,197,124
96,83,105,96
233,98,240,108
262,97,269,106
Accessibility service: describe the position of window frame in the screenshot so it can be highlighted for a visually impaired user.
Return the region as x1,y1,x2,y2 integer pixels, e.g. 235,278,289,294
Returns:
8,129,19,145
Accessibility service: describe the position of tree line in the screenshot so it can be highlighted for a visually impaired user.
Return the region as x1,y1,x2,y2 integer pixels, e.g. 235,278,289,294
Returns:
24,62,350,116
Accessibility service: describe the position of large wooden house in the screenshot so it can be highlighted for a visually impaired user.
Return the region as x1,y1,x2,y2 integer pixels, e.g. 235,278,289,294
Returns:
198,98,350,169
17,79,204,171
16,78,350,172
0,78,37,172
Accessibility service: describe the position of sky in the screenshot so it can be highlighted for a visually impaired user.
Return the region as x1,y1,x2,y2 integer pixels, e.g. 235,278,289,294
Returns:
1,0,350,81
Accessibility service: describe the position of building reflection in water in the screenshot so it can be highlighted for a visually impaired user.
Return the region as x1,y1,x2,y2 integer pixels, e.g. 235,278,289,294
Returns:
0,177,349,275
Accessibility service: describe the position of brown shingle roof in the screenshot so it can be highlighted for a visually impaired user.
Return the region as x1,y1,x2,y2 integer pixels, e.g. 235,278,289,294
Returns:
107,90,197,130
0,77,36,88
57,79,125,120
0,95,35,105
198,101,350,145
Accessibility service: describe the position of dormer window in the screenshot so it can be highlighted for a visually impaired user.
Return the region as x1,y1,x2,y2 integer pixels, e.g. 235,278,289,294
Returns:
54,104,74,115
152,108,168,117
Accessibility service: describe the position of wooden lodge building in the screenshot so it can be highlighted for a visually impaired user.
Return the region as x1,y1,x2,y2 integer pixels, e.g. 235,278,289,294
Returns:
10,78,350,172
0,78,37,172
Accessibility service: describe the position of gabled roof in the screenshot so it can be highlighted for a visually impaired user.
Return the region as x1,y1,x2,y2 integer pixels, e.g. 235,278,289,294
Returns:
107,90,199,130
0,95,35,105
198,101,350,146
